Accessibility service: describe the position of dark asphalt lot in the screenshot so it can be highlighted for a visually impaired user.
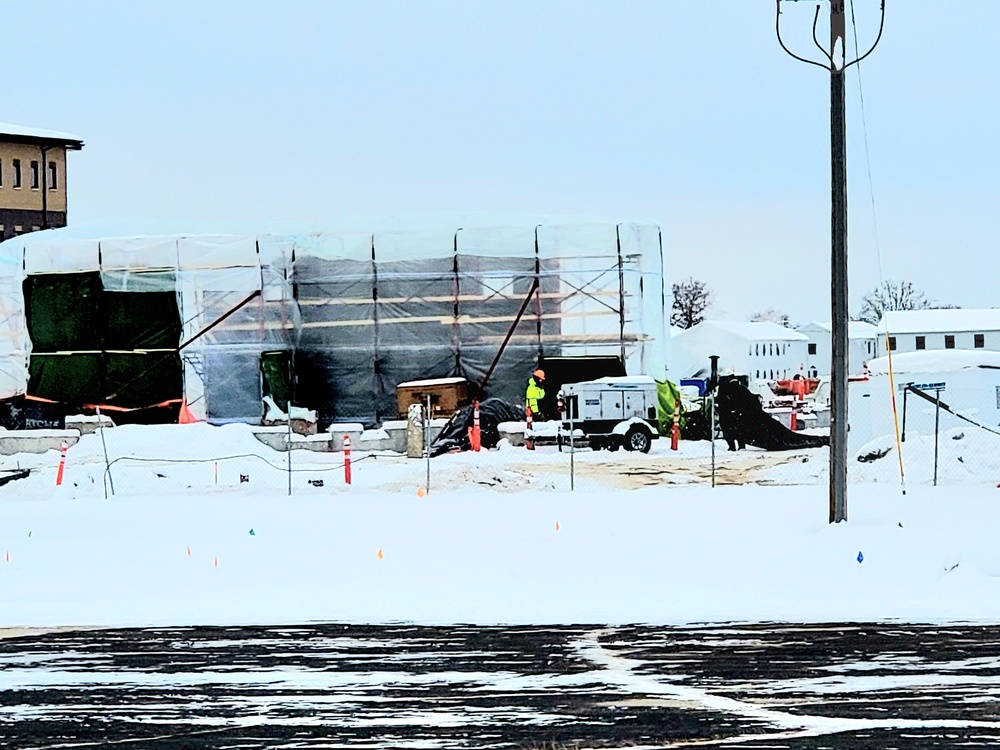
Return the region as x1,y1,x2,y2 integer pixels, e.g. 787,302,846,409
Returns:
3,622,1000,748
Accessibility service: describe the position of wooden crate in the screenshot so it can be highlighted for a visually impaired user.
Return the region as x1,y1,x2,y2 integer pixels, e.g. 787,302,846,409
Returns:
395,377,470,418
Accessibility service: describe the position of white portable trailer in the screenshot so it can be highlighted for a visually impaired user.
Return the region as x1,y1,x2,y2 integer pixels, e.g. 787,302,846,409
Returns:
559,375,659,452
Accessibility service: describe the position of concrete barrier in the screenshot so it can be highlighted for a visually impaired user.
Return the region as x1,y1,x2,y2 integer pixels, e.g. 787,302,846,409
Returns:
251,427,333,452
66,415,115,435
0,430,81,456
381,420,408,453
327,424,364,452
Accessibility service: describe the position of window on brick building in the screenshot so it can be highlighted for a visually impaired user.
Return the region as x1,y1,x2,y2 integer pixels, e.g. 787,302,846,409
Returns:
30,161,39,189
12,159,21,188
48,161,57,190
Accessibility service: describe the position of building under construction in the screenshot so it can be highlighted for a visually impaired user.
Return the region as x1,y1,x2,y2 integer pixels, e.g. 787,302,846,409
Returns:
0,220,667,428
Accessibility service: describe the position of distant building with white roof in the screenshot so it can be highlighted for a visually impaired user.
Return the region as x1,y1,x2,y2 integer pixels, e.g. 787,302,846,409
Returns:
670,320,809,380
876,309,1000,357
797,320,880,377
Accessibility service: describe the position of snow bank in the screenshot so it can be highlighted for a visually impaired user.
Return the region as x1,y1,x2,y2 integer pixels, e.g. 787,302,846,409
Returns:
2,423,1000,629
2,482,999,629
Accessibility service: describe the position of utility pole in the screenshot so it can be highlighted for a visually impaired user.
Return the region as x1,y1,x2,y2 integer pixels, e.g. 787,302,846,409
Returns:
829,2,849,524
776,0,885,523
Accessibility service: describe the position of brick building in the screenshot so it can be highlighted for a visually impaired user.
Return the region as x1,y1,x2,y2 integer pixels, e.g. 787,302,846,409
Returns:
0,122,84,241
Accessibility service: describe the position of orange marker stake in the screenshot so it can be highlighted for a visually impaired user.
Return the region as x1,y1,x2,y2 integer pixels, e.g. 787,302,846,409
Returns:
344,435,352,485
4,551,9,563
187,546,192,557
377,548,384,560
555,521,560,532
55,440,68,486
213,557,219,569
471,400,481,452
417,487,426,497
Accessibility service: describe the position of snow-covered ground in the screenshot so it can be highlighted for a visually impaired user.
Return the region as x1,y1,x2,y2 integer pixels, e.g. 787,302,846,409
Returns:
2,423,1000,630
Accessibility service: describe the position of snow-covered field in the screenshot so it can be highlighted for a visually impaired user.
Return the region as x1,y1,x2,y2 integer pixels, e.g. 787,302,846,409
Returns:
2,423,1000,630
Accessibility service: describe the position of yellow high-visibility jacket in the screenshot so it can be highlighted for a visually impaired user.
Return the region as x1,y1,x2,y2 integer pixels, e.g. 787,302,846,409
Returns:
526,377,545,416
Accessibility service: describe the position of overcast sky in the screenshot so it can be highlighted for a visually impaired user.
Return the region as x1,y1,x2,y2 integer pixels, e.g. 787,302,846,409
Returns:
5,1,997,323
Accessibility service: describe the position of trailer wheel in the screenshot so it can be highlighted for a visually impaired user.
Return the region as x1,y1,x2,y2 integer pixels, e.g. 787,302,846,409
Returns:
624,425,652,453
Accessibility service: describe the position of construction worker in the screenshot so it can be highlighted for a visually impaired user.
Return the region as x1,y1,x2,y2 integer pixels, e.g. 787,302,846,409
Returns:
526,369,546,421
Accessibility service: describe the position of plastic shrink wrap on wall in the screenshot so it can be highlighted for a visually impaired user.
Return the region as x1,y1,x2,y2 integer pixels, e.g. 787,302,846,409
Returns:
1,220,665,428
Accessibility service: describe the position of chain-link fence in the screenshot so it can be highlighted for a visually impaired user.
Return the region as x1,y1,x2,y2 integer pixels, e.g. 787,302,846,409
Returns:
6,381,1000,498
853,385,1000,487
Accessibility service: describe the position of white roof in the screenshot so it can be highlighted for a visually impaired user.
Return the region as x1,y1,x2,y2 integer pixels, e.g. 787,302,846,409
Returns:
684,320,808,342
9,217,662,266
396,377,467,388
798,320,881,339
878,309,1000,335
12,215,658,243
866,349,1000,376
0,121,83,144
591,375,657,385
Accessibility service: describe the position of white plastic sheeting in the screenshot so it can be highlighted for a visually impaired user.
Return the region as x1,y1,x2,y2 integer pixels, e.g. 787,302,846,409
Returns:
100,237,179,271
1,220,667,425
0,242,29,399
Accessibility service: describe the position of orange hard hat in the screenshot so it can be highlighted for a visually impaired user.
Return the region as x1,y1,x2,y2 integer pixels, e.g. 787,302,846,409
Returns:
533,369,545,380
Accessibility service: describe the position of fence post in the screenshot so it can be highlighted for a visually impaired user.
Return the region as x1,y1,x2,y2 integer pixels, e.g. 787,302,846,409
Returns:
710,392,716,488
709,355,719,488
425,395,432,494
568,394,576,492
901,386,908,442
933,387,941,487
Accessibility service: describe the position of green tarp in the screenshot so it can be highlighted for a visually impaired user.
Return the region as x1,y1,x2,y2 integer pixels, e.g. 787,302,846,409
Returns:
260,351,292,413
23,273,182,409
655,378,682,436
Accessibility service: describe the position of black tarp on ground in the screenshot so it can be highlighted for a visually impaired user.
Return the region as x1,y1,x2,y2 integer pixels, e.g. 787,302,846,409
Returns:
429,398,525,456
716,377,829,451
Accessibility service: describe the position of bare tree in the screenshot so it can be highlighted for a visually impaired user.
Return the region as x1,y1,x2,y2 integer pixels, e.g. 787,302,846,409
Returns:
671,277,712,329
857,280,954,324
750,308,790,327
